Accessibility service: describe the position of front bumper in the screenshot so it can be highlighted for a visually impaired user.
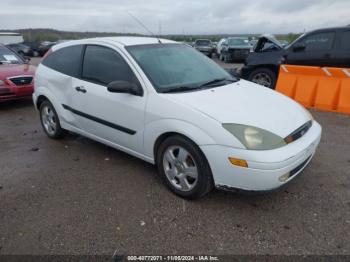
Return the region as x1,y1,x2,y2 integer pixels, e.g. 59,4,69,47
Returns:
0,84,34,102
200,121,322,191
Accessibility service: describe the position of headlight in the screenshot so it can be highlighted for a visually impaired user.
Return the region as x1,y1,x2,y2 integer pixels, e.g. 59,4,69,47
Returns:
0,80,5,86
222,124,286,150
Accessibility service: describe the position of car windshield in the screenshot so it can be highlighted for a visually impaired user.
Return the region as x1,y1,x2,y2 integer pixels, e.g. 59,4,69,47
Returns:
127,44,236,93
195,40,211,46
228,38,250,46
0,46,24,64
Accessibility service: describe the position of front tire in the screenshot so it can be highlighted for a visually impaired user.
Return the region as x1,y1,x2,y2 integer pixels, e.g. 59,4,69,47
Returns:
156,135,214,199
39,100,67,139
248,67,277,89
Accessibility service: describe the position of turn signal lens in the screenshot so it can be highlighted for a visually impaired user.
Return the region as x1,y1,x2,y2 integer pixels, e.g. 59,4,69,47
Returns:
228,157,248,168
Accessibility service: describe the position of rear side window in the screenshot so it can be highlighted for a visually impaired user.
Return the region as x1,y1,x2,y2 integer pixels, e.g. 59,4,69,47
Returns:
42,45,83,78
298,32,335,51
340,31,350,50
82,45,137,86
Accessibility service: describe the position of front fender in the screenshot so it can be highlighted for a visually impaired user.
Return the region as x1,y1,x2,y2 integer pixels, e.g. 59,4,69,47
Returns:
143,119,217,161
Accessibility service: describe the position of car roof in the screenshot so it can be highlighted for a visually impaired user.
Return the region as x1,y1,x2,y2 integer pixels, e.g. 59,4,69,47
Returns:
306,26,349,34
52,36,176,51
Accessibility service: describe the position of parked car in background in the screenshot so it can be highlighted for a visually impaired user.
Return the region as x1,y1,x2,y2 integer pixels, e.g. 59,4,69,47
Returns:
6,43,35,57
33,37,321,199
241,27,350,89
216,38,226,57
220,37,251,62
0,32,24,45
22,41,41,56
0,45,36,102
193,39,214,58
38,41,57,56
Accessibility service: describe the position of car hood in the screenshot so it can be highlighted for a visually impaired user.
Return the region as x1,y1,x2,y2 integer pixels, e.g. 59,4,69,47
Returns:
166,80,310,138
0,64,36,79
253,34,284,53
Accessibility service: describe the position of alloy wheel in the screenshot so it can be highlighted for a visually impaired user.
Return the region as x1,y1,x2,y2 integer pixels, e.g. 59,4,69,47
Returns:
41,105,57,136
162,146,198,192
251,72,272,87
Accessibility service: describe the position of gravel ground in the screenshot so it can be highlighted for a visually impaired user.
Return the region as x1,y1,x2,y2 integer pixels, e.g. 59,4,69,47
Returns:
0,57,349,257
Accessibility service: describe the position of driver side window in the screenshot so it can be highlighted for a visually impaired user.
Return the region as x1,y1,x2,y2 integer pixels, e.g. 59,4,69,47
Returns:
82,45,139,86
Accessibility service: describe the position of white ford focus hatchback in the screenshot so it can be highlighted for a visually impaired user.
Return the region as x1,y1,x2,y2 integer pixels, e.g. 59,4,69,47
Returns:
33,37,322,199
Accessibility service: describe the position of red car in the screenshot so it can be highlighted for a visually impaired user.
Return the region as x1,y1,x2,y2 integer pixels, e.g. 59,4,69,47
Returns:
0,44,36,102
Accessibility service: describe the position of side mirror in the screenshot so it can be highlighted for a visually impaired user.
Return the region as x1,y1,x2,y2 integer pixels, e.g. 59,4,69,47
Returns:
292,43,306,52
107,81,143,96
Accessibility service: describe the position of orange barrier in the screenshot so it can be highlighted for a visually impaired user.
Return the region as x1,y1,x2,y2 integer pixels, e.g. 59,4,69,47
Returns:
276,65,350,115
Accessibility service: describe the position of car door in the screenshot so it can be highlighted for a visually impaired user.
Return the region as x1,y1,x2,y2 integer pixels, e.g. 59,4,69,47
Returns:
285,31,336,66
69,44,147,153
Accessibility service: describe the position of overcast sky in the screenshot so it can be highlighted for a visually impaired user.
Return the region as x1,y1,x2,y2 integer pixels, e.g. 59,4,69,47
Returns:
1,0,349,34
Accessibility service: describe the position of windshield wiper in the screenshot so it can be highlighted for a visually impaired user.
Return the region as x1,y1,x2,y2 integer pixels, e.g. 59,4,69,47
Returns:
199,78,237,88
161,86,200,93
161,78,238,93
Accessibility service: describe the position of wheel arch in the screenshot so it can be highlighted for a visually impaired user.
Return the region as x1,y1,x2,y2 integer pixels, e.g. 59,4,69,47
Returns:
144,119,218,163
36,95,49,110
154,132,196,162
249,64,279,76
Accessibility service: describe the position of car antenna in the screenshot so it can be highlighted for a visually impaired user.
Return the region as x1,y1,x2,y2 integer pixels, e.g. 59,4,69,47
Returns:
127,11,162,44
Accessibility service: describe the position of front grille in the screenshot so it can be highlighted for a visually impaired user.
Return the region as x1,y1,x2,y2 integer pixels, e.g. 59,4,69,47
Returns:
234,49,249,55
284,121,312,144
9,76,33,86
228,48,249,56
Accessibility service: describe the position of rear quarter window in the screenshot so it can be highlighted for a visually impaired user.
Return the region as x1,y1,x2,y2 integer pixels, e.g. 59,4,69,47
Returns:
42,45,83,78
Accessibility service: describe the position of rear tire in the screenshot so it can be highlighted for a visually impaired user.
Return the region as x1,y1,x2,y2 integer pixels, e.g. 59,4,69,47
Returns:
156,135,214,199
248,67,277,89
39,100,68,139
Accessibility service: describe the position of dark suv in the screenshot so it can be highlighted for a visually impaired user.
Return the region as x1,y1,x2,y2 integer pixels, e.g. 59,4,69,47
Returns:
219,37,251,63
241,27,350,89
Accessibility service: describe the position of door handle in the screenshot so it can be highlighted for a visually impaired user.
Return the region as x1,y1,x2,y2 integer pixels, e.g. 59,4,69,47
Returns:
75,86,87,93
